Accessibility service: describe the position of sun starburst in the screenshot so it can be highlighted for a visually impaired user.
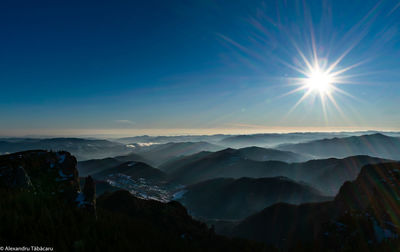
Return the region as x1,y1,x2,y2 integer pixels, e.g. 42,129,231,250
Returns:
303,66,334,96
281,40,363,121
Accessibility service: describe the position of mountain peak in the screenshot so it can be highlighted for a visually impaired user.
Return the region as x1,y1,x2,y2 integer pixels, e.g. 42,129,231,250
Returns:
365,132,391,139
335,162,400,211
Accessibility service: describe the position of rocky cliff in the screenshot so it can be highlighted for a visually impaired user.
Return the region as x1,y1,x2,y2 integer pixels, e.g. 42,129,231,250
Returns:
0,150,95,210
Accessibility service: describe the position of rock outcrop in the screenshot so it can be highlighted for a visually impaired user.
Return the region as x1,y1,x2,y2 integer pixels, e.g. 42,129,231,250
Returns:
335,162,400,213
76,175,96,213
0,163,34,189
0,150,96,211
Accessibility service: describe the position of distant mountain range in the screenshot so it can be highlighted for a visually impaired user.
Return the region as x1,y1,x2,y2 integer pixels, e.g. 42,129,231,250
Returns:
279,133,400,160
160,146,308,173
2,132,399,163
0,138,133,161
127,141,224,166
115,134,228,144
114,131,400,148
167,148,388,195
220,146,309,162
218,132,355,148
228,162,400,249
176,177,331,220
79,145,309,180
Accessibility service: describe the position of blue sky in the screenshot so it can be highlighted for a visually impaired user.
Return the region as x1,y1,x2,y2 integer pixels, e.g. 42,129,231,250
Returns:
1,0,400,136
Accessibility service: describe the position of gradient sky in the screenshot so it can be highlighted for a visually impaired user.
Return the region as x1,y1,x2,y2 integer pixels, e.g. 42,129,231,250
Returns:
1,0,400,136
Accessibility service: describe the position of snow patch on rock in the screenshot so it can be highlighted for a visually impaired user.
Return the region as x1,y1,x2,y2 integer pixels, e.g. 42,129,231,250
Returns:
172,190,187,200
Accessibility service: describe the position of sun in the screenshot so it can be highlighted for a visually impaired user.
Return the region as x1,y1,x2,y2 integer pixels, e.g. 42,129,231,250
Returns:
282,41,360,116
303,67,334,95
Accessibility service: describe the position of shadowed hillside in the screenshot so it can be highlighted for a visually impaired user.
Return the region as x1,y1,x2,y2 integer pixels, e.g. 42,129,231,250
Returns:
92,161,166,182
168,151,388,195
127,141,224,166
176,177,331,220
160,146,308,173
230,162,400,250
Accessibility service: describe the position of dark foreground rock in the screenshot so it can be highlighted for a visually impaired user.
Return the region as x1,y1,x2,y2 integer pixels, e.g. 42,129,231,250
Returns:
0,150,270,252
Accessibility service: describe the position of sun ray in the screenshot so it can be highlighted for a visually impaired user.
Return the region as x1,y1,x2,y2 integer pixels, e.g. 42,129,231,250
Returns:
278,85,309,99
276,59,310,76
321,94,328,123
287,89,314,114
326,92,344,116
330,60,369,77
291,40,314,72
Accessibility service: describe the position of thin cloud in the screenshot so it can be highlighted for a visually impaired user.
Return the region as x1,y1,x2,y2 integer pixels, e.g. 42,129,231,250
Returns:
115,120,136,125
388,2,400,16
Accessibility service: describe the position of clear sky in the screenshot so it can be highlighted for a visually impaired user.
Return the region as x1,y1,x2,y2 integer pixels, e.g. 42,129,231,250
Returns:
1,0,400,137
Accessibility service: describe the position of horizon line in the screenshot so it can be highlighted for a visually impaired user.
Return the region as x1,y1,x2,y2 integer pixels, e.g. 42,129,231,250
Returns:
1,127,399,138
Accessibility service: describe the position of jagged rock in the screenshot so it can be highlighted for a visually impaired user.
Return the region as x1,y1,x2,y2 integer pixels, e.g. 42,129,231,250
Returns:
0,150,97,213
97,190,211,238
13,165,34,189
77,175,96,213
335,162,400,215
332,162,400,241
83,176,96,203
0,163,34,190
